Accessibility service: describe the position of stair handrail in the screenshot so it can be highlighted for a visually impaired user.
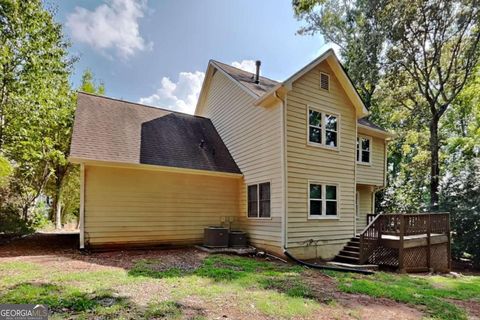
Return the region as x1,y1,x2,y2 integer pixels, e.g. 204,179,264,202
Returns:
359,213,383,264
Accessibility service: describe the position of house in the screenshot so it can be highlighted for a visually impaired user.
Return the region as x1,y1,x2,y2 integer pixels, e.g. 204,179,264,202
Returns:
69,49,392,260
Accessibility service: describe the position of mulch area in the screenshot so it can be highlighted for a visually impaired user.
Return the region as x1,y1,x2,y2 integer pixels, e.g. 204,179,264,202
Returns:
0,233,207,271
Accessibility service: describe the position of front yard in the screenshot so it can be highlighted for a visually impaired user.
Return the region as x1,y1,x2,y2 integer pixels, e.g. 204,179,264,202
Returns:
0,234,479,319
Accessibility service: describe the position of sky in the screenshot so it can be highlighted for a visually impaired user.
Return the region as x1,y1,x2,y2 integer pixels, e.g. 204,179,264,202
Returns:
53,0,327,114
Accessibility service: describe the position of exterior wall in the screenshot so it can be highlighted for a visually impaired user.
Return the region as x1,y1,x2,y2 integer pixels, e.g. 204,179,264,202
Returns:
285,61,357,259
84,165,240,247
197,71,284,253
356,135,386,186
356,185,374,231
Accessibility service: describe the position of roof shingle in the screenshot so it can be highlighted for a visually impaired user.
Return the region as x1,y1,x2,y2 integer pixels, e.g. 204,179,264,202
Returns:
70,92,241,174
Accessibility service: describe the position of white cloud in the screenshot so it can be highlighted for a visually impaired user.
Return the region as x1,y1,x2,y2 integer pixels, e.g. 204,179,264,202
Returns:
139,71,205,114
66,0,151,59
231,60,257,73
139,60,260,114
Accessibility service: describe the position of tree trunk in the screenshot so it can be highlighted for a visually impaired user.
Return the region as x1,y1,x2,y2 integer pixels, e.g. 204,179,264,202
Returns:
22,205,29,221
55,200,62,230
429,116,440,211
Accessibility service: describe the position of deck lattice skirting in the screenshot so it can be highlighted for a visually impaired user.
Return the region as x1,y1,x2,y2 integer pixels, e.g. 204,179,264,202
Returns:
359,213,451,273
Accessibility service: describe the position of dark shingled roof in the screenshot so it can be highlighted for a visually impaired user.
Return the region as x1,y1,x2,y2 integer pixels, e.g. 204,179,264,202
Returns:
211,60,279,97
358,117,388,132
212,60,387,133
70,92,241,174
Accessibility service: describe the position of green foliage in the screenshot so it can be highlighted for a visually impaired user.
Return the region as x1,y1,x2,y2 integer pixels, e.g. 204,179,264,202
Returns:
0,155,12,188
441,160,480,267
0,205,34,235
80,69,105,95
293,0,385,108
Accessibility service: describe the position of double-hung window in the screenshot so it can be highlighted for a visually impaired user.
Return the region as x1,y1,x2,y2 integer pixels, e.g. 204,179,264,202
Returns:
357,136,371,164
308,107,338,148
308,183,338,218
247,182,271,218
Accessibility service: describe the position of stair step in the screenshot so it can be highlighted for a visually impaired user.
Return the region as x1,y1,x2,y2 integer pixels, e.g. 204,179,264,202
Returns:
339,250,360,258
351,237,360,242
347,241,360,248
344,245,360,252
334,255,360,263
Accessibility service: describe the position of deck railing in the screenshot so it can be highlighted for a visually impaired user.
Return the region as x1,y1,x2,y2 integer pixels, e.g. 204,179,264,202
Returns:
359,213,451,270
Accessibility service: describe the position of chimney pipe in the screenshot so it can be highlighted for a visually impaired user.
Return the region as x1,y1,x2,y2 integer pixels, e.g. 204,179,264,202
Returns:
255,60,261,84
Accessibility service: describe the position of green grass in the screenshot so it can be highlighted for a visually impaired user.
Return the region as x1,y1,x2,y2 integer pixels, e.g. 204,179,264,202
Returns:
145,301,183,319
325,271,480,320
1,256,479,319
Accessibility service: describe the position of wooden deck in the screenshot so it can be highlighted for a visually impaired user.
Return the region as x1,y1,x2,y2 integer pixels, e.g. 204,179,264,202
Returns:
359,213,451,273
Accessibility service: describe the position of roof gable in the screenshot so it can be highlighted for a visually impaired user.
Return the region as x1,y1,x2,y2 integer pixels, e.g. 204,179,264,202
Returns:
195,50,369,118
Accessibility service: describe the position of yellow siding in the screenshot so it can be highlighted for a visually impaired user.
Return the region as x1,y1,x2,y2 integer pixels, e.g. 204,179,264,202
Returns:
197,71,283,251
84,165,240,246
356,185,374,231
286,61,356,257
356,136,386,186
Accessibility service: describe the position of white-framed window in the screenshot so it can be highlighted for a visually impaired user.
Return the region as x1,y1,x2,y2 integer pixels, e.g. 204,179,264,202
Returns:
308,182,338,218
320,72,330,91
308,106,339,148
247,182,271,218
357,135,372,164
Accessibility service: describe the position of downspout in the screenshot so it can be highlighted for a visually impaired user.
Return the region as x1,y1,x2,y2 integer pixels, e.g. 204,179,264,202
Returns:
354,116,358,235
79,163,85,249
273,91,288,250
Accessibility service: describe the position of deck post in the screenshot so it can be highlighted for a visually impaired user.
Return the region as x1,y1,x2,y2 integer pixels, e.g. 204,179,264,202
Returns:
398,215,406,273
426,214,431,270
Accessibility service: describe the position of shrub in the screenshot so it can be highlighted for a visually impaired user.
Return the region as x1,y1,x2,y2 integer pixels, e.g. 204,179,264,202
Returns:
0,205,34,235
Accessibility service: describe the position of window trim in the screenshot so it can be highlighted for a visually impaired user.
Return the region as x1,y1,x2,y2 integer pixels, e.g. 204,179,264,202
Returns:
307,105,341,151
357,135,372,166
307,181,340,220
320,72,330,91
246,181,272,220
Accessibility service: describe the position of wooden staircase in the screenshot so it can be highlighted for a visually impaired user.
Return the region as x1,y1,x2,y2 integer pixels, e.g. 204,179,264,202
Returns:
333,236,360,264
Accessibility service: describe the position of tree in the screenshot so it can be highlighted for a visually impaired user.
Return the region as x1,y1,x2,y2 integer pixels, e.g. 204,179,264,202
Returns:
47,69,105,229
293,0,386,108
293,0,480,211
0,0,73,219
385,0,480,210
80,69,105,95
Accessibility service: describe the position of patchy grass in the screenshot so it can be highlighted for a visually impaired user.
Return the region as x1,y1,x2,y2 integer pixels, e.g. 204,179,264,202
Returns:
325,271,480,320
1,253,479,319
145,301,183,319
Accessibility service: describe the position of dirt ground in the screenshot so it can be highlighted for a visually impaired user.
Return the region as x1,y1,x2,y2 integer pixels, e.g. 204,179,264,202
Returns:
0,233,449,319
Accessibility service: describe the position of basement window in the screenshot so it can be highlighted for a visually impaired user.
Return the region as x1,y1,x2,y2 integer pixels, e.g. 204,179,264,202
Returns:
309,182,338,218
357,136,372,164
248,182,271,218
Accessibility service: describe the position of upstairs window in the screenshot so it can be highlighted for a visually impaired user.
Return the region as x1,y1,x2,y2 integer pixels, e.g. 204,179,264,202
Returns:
320,72,330,91
357,136,371,164
309,183,338,218
308,107,338,148
248,182,271,218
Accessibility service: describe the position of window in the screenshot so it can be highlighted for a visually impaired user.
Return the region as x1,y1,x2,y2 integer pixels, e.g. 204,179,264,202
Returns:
357,136,371,164
320,72,330,91
309,183,338,218
248,182,270,218
308,107,338,148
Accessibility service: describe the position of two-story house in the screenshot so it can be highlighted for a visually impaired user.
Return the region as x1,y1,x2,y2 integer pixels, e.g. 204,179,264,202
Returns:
70,49,391,260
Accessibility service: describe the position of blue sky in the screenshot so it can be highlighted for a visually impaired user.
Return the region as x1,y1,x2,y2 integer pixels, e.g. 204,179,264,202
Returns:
55,0,326,113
